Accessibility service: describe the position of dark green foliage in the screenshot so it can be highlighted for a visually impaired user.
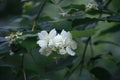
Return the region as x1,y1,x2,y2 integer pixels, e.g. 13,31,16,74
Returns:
99,24,120,36
0,0,23,17
90,67,111,80
0,0,120,80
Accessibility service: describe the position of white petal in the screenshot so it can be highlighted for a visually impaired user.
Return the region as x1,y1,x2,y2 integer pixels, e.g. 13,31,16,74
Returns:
59,48,66,55
38,31,48,39
39,48,51,56
70,40,77,50
53,34,65,47
48,39,54,46
66,47,75,56
67,32,72,39
61,30,71,39
49,28,57,38
61,30,67,38
48,39,56,51
37,40,47,48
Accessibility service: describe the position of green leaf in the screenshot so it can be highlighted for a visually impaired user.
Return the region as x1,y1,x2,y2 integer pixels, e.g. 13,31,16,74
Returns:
63,4,85,11
45,0,54,4
20,37,38,49
0,42,10,54
94,40,120,47
0,67,15,80
38,16,54,21
77,69,95,80
0,61,14,68
54,20,72,31
20,32,38,49
86,10,100,15
45,56,76,72
39,20,72,31
99,24,120,36
0,55,22,80
98,16,120,22
62,4,85,14
72,18,98,27
71,29,97,38
90,67,111,80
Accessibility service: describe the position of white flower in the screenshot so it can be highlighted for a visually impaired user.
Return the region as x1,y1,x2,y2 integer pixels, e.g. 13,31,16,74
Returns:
37,29,57,48
5,31,23,43
85,1,98,12
49,34,66,48
49,29,77,56
38,29,57,42
49,30,71,48
60,30,77,56
37,29,77,56
37,29,57,56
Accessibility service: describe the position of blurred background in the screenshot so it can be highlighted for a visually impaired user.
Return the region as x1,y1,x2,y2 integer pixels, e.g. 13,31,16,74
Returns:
0,0,120,80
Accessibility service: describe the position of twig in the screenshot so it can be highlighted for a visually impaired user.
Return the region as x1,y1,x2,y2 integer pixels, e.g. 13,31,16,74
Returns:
32,1,46,31
79,37,91,74
21,54,27,80
87,38,95,66
104,0,112,9
64,37,91,79
14,54,26,80
89,38,94,58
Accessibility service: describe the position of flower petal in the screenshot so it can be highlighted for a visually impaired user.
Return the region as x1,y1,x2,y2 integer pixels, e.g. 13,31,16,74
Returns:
59,48,66,55
37,40,47,48
70,40,77,50
49,29,57,38
38,31,48,39
48,39,56,51
61,30,71,39
39,48,52,56
66,47,75,56
53,34,65,47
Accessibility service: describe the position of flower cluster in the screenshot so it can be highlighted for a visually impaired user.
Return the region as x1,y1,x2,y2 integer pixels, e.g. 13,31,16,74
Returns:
85,1,98,12
5,31,23,43
5,31,23,55
37,29,77,56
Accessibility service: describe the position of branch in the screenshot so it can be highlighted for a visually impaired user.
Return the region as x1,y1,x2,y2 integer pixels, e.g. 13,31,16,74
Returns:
104,0,112,9
15,54,26,80
79,37,91,74
65,37,91,79
21,54,27,80
89,38,94,58
32,1,46,31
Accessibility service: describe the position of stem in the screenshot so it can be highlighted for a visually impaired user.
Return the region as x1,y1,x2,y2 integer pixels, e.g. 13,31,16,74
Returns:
89,38,94,58
21,54,27,80
32,20,37,31
14,54,26,80
104,0,112,9
65,37,91,79
79,37,91,74
32,1,46,31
